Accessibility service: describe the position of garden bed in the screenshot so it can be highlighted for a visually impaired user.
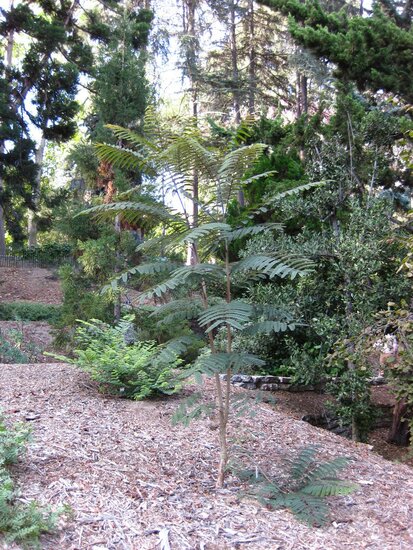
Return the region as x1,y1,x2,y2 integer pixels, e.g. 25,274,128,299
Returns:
0,362,412,549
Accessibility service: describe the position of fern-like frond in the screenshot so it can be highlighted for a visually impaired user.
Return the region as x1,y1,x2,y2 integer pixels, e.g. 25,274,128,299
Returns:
105,124,159,153
271,181,327,201
154,335,204,364
94,143,156,175
305,457,352,483
198,301,254,333
181,222,232,244
300,480,357,498
227,223,283,242
193,352,265,375
137,264,225,302
165,136,218,180
242,320,298,335
151,298,205,325
290,446,320,481
273,493,329,527
76,201,177,224
102,262,178,293
243,170,277,185
219,144,267,182
234,253,314,280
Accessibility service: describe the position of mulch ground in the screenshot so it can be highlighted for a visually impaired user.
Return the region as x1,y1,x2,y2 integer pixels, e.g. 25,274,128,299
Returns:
0,267,62,304
0,362,412,550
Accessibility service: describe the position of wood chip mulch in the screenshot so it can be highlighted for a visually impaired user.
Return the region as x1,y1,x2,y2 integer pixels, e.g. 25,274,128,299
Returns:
0,363,412,550
0,268,62,304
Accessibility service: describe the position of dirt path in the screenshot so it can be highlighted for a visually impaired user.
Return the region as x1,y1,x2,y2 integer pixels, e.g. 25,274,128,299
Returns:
1,362,412,550
0,267,62,304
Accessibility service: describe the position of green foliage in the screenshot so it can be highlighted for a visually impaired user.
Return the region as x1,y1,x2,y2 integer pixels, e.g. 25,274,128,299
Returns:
53,265,114,345
258,0,413,103
58,318,182,400
0,414,31,468
0,334,30,364
0,413,59,548
243,446,357,527
0,302,61,323
13,243,73,265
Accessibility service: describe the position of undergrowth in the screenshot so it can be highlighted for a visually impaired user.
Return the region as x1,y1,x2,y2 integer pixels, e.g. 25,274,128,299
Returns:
0,412,61,548
0,302,61,323
238,446,357,527
50,317,183,399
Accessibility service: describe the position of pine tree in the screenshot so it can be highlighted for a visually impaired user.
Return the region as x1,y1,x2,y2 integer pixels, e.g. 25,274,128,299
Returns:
0,0,103,250
256,0,413,104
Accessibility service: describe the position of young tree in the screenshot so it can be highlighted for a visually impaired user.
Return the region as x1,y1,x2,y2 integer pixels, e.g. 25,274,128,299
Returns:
82,116,316,486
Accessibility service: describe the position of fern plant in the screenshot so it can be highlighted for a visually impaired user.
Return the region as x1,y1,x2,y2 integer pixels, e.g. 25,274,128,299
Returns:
0,412,60,548
80,112,323,487
242,446,357,527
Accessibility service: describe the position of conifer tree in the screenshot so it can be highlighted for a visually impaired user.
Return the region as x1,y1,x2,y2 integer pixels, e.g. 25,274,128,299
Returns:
257,0,413,104
0,0,105,250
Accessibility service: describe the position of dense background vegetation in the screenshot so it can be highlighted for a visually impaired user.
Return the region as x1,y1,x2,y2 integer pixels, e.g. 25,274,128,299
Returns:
1,0,413,478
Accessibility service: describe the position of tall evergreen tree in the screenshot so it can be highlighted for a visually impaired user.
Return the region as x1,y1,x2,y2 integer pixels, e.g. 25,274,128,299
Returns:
256,0,413,104
0,0,104,251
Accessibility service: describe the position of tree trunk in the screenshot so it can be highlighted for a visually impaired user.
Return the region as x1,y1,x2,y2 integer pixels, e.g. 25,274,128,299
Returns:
28,136,46,248
114,213,122,322
296,73,302,118
247,0,256,116
388,400,411,446
183,0,200,265
0,0,15,255
230,0,241,126
230,0,245,206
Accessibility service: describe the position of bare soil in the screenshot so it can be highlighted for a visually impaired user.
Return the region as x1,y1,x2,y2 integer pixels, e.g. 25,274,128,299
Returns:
0,267,62,304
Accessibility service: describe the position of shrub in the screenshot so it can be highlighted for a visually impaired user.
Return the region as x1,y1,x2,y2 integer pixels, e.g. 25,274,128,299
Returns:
13,243,73,265
58,318,182,400
0,302,61,323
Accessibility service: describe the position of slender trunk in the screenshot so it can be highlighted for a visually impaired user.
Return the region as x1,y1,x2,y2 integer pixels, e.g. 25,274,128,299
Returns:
230,0,241,126
217,243,233,487
296,73,302,118
0,0,15,255
28,136,46,248
229,1,245,207
114,214,122,322
184,0,200,265
359,0,364,15
247,0,256,116
301,75,308,114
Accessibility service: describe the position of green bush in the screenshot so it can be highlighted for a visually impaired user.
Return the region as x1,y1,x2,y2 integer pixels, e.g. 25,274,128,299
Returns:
0,302,61,323
59,318,182,400
53,264,114,346
13,243,73,265
0,334,30,363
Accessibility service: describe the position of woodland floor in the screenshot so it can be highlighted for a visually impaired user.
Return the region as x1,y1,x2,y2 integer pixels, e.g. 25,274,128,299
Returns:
0,267,412,549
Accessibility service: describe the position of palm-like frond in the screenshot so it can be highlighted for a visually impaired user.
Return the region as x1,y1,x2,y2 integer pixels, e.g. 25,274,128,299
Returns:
154,335,204,364
193,351,265,375
181,222,232,244
102,261,178,292
234,253,314,280
76,200,177,225
227,223,284,242
198,301,254,333
137,263,225,302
